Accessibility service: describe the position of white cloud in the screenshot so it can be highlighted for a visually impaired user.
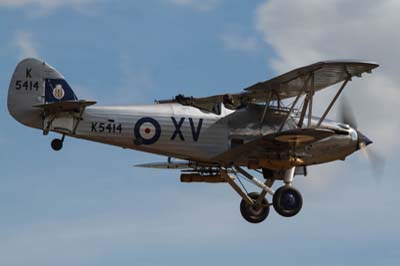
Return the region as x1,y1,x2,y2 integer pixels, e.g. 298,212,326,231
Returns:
0,0,96,13
14,31,39,59
255,0,400,154
168,0,221,11
221,32,259,52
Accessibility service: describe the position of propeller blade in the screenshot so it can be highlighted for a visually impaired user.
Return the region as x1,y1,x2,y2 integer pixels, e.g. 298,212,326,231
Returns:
359,143,385,183
340,97,358,129
367,149,385,183
340,97,384,183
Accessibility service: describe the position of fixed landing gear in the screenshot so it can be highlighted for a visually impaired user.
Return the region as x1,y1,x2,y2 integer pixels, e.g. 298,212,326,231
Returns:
51,135,65,151
240,192,270,223
273,186,302,217
222,166,303,223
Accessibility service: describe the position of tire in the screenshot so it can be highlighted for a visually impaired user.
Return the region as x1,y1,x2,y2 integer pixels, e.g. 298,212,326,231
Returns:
51,138,63,151
273,186,303,217
240,192,270,223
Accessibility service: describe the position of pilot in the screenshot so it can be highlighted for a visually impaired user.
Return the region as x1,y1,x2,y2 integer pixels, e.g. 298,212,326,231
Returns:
222,94,235,109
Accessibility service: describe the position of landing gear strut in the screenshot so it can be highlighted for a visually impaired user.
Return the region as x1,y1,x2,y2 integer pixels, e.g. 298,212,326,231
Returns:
221,167,275,223
51,135,65,151
272,167,303,217
222,166,303,223
272,186,303,217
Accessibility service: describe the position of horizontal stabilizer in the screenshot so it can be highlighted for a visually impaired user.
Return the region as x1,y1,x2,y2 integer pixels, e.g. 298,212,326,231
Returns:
33,100,96,114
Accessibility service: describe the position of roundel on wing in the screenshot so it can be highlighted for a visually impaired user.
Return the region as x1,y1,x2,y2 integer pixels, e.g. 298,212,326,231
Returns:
134,117,161,145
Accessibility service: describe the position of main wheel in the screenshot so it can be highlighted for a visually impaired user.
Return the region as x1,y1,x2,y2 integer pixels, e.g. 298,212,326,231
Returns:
51,138,63,151
240,192,270,223
273,186,303,217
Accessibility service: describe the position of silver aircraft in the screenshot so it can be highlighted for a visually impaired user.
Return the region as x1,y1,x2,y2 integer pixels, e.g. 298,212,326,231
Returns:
7,58,379,223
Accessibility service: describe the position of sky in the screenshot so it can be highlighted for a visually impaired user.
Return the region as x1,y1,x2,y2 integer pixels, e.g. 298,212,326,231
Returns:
0,0,399,265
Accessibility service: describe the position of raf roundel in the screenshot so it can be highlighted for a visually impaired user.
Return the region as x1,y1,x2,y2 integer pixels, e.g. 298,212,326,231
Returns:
134,117,161,145
52,84,65,100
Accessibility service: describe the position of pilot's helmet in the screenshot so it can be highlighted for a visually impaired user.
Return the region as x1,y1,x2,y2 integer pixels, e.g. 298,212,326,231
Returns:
223,94,234,105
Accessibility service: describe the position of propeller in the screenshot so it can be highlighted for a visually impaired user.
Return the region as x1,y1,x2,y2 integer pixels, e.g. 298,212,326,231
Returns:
339,97,385,181
340,97,358,130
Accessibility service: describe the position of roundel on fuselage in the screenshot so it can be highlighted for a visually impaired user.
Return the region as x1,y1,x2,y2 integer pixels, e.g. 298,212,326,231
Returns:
134,117,161,145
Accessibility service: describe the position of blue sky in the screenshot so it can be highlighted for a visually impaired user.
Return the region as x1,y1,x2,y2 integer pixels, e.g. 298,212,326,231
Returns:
1,1,399,265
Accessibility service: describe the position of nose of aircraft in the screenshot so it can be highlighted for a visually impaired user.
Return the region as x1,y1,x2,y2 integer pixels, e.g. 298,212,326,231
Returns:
357,131,373,149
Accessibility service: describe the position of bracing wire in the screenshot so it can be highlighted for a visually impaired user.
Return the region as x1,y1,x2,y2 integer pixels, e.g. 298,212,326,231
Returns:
233,171,249,195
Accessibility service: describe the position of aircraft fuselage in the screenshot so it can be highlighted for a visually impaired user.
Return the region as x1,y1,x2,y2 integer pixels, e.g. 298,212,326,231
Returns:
47,103,359,168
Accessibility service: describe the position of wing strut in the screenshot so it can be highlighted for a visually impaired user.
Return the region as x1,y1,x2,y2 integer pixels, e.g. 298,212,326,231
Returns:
307,73,315,127
297,73,316,128
297,77,310,127
316,76,351,127
278,74,312,132
260,91,272,123
277,89,302,132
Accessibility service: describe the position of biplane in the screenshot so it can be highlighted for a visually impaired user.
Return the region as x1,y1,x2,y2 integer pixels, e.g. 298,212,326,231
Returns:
7,58,379,223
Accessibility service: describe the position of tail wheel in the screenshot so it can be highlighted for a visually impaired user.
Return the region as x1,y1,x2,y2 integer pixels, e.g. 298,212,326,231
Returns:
240,192,270,223
273,186,303,217
51,138,63,151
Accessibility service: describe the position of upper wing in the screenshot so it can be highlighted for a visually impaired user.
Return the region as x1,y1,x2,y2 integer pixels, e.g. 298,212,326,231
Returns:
244,60,379,99
158,60,379,112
